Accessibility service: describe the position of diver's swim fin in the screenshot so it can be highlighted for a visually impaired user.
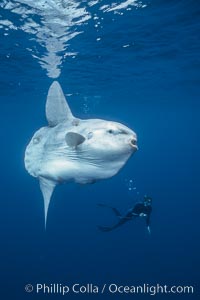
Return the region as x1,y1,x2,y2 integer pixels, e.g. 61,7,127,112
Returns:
97,203,122,217
97,225,113,232
97,203,109,208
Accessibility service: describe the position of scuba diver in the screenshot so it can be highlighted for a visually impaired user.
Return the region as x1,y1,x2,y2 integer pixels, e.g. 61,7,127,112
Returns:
98,195,152,234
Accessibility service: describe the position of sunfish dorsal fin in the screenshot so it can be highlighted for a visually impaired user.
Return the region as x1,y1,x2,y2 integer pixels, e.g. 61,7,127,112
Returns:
65,132,86,148
39,177,56,229
46,81,73,127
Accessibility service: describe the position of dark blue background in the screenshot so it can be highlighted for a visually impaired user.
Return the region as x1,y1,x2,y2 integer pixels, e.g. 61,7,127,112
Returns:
0,0,199,299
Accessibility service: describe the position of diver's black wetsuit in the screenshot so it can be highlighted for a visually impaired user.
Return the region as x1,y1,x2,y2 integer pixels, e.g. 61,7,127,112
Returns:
98,202,152,232
132,203,152,227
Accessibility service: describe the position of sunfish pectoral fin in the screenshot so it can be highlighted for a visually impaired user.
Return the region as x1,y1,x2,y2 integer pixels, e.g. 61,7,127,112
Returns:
39,177,56,229
46,81,74,127
65,132,86,148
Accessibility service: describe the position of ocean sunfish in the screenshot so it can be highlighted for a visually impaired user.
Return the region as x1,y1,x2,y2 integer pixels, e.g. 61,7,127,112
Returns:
24,81,138,227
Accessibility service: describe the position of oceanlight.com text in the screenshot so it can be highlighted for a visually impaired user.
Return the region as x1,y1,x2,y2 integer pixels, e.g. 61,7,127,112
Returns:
24,283,194,296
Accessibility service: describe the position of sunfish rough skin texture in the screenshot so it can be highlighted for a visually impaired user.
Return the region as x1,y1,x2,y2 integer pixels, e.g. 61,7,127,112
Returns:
25,81,138,227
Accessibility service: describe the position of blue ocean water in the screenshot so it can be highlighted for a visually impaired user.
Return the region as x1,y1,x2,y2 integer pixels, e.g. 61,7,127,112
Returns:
0,0,200,299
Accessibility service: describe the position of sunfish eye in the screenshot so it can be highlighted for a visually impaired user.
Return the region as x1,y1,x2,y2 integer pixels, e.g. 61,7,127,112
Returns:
87,132,93,139
108,129,114,134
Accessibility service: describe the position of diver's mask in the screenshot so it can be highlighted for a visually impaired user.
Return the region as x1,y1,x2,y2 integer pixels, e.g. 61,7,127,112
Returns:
143,196,152,206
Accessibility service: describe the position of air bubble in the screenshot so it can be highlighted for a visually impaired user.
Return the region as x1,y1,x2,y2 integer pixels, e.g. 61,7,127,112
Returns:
125,178,139,196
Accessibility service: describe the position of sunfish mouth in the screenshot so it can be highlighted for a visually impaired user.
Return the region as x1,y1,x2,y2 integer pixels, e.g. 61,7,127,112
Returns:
129,138,138,150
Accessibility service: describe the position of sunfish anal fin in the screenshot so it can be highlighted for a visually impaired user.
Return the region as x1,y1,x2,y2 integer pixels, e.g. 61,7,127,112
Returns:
39,177,56,229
